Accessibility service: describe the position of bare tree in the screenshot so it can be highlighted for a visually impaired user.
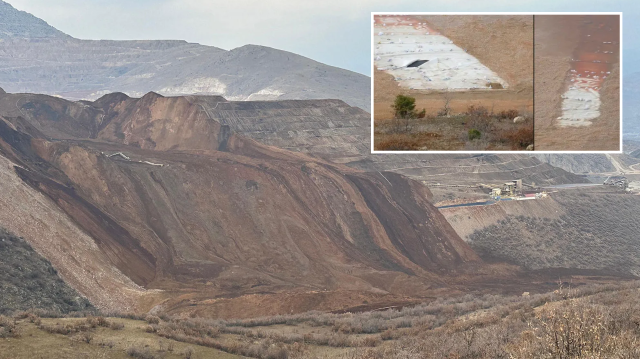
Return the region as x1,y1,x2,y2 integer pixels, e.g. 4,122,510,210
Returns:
438,91,452,117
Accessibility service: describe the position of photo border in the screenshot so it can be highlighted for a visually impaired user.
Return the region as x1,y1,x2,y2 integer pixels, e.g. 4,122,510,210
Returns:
370,11,623,154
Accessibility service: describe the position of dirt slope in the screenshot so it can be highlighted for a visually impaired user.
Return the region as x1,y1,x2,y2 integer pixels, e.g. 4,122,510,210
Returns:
0,90,484,316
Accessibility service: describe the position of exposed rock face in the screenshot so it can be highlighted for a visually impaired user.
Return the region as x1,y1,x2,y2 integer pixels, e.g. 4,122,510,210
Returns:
0,1,370,110
624,72,640,141
0,91,480,315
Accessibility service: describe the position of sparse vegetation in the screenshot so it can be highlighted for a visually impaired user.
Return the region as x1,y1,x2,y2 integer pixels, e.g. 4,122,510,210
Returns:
468,129,481,141
127,345,156,359
0,315,20,338
469,190,640,275
375,104,532,151
390,94,426,133
0,228,94,315
1,282,639,358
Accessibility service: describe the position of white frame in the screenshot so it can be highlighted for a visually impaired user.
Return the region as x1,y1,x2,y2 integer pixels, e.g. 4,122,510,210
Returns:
370,12,624,154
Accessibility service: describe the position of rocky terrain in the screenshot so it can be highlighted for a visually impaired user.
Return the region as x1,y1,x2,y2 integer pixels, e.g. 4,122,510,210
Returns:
0,1,369,110
0,227,93,314
0,1,69,39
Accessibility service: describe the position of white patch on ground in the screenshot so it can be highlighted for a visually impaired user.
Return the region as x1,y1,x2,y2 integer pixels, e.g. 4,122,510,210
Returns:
246,87,285,100
131,73,155,79
374,25,507,90
160,77,227,95
557,76,602,127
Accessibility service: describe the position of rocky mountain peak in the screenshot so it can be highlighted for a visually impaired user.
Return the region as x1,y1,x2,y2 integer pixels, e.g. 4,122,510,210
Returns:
0,1,70,39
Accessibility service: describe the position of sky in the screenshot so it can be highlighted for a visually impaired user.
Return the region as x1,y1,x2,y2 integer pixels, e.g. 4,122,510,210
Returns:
6,0,639,76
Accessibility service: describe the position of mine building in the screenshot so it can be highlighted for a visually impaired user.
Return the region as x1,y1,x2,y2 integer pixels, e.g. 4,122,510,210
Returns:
604,176,628,189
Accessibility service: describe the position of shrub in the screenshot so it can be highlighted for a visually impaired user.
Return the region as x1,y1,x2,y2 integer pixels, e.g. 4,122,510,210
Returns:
110,321,125,330
79,332,93,344
0,315,20,338
127,346,156,359
392,94,416,119
497,109,520,120
502,127,533,149
145,315,161,325
182,346,194,359
468,129,481,141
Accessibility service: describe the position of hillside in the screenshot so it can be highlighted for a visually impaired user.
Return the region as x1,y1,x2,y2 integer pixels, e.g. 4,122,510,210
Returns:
0,1,69,39
0,228,94,314
623,71,640,140
189,94,586,189
0,1,370,110
0,89,487,317
442,187,640,277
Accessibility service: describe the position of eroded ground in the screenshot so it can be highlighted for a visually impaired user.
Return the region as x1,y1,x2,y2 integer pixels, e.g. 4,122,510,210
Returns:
534,15,620,151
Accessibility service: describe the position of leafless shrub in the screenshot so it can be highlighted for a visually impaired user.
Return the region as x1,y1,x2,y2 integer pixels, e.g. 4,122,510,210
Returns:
182,346,194,359
0,315,20,338
127,345,156,359
145,315,161,325
110,321,125,330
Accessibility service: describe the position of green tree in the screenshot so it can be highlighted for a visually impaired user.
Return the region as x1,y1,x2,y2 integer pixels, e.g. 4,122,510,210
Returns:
392,94,422,132
393,94,416,119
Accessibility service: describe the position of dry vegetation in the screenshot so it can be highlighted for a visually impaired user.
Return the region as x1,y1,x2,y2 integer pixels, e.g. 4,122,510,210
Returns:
375,103,533,151
468,191,640,276
2,282,640,358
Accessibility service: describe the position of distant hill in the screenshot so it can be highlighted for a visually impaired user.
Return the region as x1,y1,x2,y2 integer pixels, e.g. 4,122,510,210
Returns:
0,1,69,39
624,71,640,140
0,1,370,110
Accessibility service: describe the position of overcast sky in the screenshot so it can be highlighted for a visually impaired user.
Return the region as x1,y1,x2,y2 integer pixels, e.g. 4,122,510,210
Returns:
7,0,638,75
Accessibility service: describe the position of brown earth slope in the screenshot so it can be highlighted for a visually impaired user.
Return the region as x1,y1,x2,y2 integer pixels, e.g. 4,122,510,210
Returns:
0,89,488,317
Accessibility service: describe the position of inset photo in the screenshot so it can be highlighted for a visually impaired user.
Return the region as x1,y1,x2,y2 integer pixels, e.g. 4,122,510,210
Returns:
534,14,621,151
372,14,534,152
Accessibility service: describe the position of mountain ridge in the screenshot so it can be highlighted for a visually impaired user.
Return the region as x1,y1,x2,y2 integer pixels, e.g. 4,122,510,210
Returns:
0,1,370,110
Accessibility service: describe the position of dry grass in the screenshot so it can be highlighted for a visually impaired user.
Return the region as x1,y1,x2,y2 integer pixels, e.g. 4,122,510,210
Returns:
374,105,532,151
2,282,639,358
